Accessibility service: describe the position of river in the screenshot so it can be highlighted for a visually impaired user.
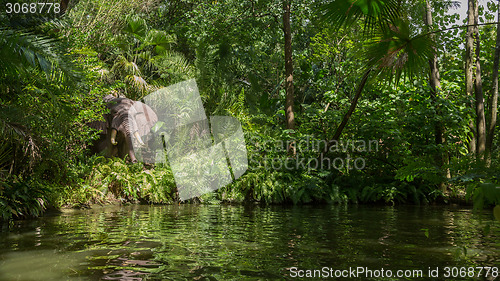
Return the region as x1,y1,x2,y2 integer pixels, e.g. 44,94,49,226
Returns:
0,204,498,280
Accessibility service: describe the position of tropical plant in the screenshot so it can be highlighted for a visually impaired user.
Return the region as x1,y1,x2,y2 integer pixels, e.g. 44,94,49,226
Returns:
319,0,435,145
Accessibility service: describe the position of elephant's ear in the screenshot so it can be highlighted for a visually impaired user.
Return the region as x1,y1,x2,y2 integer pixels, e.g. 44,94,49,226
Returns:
87,114,112,134
133,101,158,136
87,120,108,134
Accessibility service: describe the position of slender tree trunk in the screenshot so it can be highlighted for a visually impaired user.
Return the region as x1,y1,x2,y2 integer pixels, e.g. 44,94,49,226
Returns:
474,0,486,160
425,0,449,192
322,69,371,156
425,0,443,146
486,1,500,165
331,69,371,142
466,0,477,154
283,0,295,155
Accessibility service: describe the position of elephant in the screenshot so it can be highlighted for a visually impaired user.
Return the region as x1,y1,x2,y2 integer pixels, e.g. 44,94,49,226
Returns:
88,94,158,163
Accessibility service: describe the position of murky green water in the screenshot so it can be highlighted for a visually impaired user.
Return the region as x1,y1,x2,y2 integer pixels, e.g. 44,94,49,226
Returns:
0,205,498,280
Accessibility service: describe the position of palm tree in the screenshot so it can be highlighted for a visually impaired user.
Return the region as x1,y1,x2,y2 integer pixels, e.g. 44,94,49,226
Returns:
107,15,193,100
0,21,78,176
319,0,434,150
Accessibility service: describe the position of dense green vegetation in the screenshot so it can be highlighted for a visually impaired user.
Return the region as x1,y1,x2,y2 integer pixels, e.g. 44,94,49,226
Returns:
1,0,500,221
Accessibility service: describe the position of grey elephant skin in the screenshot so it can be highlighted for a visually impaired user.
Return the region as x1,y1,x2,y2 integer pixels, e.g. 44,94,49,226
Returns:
88,95,158,163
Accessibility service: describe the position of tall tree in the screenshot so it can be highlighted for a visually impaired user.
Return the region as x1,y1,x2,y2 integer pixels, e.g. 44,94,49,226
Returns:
424,0,449,191
465,0,477,154
425,0,443,146
486,0,500,164
473,0,486,159
283,0,295,155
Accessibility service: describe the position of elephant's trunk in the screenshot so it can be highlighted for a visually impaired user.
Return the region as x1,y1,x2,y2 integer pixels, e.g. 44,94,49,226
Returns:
110,128,118,145
133,131,145,146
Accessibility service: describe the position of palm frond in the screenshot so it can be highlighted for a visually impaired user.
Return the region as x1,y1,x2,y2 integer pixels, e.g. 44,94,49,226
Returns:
144,29,177,55
0,27,80,84
123,15,147,40
0,105,41,173
0,142,12,175
319,0,402,34
111,55,142,77
152,50,194,82
0,105,29,139
365,19,434,82
126,74,149,92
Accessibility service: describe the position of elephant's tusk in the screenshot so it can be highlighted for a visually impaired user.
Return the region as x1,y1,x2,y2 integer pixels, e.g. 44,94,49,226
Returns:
134,131,145,147
110,129,118,145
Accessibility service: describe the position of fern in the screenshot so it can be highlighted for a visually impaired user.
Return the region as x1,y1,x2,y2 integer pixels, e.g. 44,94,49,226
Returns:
0,27,80,84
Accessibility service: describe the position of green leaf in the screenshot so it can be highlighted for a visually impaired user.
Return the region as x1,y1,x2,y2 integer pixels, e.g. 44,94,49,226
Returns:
123,15,147,39
319,0,400,34
151,121,165,134
420,228,429,238
365,19,434,83
145,30,176,55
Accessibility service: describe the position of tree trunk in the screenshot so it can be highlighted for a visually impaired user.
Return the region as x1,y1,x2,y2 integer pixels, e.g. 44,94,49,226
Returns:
322,69,371,155
283,0,295,155
466,0,476,154
425,0,449,192
474,0,486,160
331,69,371,142
486,1,500,165
425,1,443,145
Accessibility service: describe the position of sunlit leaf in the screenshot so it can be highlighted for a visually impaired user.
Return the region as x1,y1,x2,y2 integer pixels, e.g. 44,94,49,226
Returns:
123,15,147,39
145,30,176,55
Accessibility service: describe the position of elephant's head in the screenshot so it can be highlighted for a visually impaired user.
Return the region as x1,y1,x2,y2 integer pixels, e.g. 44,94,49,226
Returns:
89,95,158,162
107,97,158,162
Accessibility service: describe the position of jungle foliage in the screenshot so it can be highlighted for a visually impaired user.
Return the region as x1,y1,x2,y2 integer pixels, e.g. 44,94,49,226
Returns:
1,0,500,221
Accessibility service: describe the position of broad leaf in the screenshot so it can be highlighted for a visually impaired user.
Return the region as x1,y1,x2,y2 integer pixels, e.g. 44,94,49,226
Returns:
123,15,147,39
144,30,176,55
319,0,401,34
364,19,434,82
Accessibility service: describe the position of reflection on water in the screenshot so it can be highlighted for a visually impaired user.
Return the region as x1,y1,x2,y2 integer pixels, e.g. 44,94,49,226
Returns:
0,205,498,280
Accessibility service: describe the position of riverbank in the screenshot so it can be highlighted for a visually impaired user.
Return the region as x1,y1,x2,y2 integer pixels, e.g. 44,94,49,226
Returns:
0,155,496,222
10,183,475,224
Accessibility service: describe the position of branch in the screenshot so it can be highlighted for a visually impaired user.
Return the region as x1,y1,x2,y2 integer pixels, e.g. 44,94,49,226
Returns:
416,21,500,40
